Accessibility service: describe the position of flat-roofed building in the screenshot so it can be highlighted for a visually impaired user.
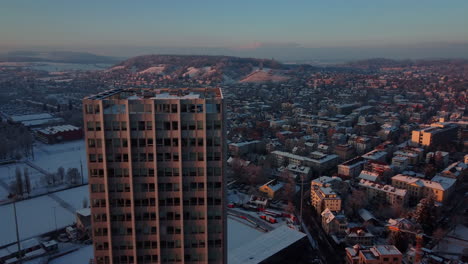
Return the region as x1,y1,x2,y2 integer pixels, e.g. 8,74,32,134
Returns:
338,156,367,178
411,123,458,147
346,245,402,264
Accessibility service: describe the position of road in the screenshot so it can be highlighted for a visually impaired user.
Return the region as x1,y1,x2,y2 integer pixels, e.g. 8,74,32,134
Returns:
300,199,345,264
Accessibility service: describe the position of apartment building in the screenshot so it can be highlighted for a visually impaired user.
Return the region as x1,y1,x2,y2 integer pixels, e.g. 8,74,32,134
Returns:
358,179,407,207
346,245,402,264
311,185,342,214
411,123,458,147
83,88,226,264
391,174,456,203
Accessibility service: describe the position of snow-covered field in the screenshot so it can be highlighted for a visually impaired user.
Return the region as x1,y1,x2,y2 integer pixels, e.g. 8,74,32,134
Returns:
0,140,88,201
0,185,89,247
0,163,49,201
32,140,87,179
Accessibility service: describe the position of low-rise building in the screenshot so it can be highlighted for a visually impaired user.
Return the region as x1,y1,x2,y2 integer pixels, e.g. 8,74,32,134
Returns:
286,164,311,181
338,156,367,178
335,144,356,161
391,174,456,203
345,227,375,246
346,245,402,264
321,208,348,236
411,123,458,147
258,179,285,199
36,124,83,144
359,179,407,206
311,185,342,214
228,140,264,156
362,150,388,163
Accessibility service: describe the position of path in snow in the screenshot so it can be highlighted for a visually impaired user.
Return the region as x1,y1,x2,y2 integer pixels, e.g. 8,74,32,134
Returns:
49,193,76,213
24,160,49,176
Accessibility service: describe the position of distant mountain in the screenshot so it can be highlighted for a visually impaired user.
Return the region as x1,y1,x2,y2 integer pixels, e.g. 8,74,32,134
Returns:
108,54,312,83
0,51,121,64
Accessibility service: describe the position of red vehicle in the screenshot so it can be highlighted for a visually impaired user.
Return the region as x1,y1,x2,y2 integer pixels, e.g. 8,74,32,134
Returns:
227,203,236,208
259,214,277,224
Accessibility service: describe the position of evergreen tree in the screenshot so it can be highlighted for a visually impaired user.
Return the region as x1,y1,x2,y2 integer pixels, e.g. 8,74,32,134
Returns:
413,195,437,233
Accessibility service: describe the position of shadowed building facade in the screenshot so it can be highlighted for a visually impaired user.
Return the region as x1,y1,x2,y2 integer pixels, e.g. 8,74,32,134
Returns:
83,88,226,264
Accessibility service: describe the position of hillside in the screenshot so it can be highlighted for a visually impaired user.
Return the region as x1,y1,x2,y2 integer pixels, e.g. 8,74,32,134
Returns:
107,54,297,83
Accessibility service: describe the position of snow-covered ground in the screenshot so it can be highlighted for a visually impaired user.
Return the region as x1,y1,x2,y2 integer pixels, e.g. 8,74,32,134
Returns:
139,65,166,74
0,185,89,247
0,163,50,201
0,140,88,201
32,140,87,179
49,245,93,264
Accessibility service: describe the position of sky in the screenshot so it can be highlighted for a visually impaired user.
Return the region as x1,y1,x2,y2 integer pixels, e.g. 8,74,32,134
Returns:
1,0,467,61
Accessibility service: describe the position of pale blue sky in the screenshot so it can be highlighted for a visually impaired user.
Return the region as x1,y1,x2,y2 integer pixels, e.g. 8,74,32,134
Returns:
1,0,467,59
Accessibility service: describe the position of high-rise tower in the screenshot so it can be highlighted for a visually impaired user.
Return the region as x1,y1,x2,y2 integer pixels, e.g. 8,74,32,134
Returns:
83,88,226,264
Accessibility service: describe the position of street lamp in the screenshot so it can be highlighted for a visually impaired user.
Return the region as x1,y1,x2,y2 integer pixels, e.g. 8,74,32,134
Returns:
13,198,22,264
53,206,57,235
300,174,304,228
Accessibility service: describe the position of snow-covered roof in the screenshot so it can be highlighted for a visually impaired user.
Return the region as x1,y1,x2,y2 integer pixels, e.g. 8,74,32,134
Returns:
21,117,64,127
38,124,80,135
260,180,285,192
9,113,53,122
358,171,380,182
373,245,401,256
228,225,306,264
392,174,455,191
76,207,91,217
359,179,407,197
154,92,201,99
358,209,377,222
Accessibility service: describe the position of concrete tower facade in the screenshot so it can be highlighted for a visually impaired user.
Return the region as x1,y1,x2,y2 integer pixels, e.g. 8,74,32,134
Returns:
83,88,226,264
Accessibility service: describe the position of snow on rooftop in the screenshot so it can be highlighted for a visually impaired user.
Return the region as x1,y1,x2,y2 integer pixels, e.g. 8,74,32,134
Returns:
392,174,455,191
38,125,80,135
228,225,306,264
153,92,201,99
227,217,264,251
21,118,64,127
374,245,401,256
9,113,53,122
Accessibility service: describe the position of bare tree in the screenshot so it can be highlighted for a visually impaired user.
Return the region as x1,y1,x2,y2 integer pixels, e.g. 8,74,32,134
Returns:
285,201,296,214
282,176,296,202
244,165,265,186
231,158,244,181
345,189,367,218
57,167,65,183
66,168,80,185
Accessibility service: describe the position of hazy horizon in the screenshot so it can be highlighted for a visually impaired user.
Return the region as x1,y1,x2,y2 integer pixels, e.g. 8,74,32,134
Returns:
1,0,468,61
